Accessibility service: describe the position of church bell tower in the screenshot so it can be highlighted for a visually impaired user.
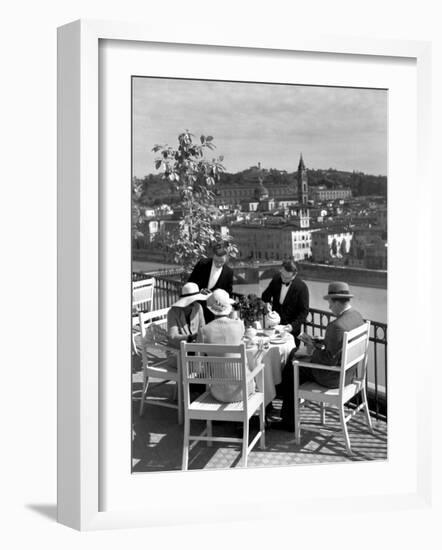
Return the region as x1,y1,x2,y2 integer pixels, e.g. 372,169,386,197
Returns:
297,154,308,205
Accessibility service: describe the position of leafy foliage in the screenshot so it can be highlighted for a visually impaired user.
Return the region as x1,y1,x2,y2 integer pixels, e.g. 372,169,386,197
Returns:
132,179,145,239
233,294,267,327
152,131,238,272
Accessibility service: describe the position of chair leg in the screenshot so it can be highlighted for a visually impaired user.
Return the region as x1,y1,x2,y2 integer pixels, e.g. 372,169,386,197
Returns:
206,420,212,447
259,404,265,449
294,368,300,445
177,381,183,425
242,419,249,467
339,405,353,456
361,387,374,433
139,377,149,416
182,418,190,471
320,403,326,425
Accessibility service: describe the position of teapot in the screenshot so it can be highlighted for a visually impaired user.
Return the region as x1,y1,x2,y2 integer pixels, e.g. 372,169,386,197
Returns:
265,310,281,328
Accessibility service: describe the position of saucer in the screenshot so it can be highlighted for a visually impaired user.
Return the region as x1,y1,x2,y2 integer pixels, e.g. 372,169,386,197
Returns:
270,336,288,344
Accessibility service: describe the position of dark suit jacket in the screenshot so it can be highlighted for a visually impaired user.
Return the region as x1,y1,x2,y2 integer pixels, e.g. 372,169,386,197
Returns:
188,258,233,295
261,274,309,338
310,307,365,388
188,258,234,322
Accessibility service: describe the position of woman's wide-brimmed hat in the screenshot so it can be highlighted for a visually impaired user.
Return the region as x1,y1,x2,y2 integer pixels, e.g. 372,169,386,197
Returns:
323,281,354,299
206,289,235,316
172,282,208,308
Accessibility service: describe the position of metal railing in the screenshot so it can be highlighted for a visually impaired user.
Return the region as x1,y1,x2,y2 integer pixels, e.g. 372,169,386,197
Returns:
133,271,387,420
152,275,182,310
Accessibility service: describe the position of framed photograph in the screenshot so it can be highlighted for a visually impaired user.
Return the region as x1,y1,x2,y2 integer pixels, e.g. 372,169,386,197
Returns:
57,20,432,530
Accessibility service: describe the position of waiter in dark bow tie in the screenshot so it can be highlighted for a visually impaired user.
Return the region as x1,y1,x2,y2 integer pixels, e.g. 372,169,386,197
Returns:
261,259,309,346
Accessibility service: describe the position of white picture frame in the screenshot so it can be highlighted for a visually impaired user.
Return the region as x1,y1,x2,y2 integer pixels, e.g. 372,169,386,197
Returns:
57,19,433,531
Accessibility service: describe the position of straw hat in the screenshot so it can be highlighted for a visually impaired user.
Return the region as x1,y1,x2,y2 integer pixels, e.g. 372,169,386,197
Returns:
323,281,354,299
206,289,235,316
172,282,208,308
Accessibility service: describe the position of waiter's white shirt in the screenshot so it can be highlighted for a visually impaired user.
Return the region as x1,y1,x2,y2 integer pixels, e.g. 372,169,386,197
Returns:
207,262,222,290
279,279,293,304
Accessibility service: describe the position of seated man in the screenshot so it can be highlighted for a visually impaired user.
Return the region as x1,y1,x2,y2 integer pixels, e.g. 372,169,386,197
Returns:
273,281,365,431
197,288,250,403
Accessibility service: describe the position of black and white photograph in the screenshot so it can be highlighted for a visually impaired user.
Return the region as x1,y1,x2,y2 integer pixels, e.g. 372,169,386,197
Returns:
131,77,388,472
5,0,439,543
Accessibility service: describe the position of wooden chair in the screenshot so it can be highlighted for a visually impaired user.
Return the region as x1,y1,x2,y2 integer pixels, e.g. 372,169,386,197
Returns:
132,277,156,354
135,308,183,424
132,277,155,321
293,322,373,456
180,342,266,470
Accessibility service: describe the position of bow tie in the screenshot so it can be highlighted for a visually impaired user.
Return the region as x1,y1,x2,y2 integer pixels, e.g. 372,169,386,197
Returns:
282,282,291,287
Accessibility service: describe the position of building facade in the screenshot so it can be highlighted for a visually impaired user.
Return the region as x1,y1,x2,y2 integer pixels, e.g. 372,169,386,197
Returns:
215,156,308,207
347,228,387,270
311,228,353,263
311,186,352,202
229,222,312,262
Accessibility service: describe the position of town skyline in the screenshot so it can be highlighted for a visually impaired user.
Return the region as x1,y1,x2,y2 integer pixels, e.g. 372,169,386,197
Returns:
133,77,388,179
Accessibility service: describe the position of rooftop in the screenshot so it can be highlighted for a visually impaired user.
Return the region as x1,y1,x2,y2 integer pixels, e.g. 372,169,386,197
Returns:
231,222,311,232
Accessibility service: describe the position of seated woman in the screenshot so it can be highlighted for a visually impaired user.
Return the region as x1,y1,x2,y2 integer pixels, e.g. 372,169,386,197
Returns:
167,282,207,350
197,289,252,402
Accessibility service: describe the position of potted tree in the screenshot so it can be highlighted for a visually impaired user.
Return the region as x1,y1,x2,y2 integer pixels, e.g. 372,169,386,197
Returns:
152,131,238,279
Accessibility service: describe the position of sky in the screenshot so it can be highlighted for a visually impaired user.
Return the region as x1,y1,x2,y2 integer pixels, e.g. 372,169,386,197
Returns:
132,77,387,178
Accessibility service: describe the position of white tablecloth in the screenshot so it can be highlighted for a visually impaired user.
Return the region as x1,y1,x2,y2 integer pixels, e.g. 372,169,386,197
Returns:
246,334,295,405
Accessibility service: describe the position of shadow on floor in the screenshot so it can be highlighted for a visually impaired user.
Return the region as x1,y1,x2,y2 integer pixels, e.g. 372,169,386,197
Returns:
26,504,57,522
132,378,388,473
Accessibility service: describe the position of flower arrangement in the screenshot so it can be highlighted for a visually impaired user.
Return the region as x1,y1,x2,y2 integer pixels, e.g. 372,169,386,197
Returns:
233,294,267,328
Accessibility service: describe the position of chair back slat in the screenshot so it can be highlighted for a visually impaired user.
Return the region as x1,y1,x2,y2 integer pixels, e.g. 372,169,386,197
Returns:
339,322,371,389
343,336,368,370
138,308,170,338
133,277,155,312
180,342,249,413
186,356,244,384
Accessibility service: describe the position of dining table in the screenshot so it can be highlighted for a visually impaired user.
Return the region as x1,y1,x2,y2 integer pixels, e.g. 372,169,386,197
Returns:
245,331,296,406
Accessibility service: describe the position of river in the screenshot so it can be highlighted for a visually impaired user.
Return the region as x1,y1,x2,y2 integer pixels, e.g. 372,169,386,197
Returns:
133,260,387,324
234,279,387,324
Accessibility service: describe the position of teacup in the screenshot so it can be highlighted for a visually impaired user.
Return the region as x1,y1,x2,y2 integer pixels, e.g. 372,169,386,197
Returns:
263,328,275,338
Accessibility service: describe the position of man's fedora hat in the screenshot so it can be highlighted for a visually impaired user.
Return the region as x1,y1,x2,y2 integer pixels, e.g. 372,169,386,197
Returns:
323,281,354,299
172,282,208,308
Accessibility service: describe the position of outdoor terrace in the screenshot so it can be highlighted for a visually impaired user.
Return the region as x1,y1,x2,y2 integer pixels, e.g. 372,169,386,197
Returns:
132,272,388,471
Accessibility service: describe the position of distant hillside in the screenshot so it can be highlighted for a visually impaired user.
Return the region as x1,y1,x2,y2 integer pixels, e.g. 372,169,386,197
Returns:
133,174,181,206
218,167,387,197
134,167,387,205
307,168,387,197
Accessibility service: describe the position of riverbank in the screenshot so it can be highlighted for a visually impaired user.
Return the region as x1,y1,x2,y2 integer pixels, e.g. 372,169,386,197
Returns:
297,262,387,289
133,252,387,290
